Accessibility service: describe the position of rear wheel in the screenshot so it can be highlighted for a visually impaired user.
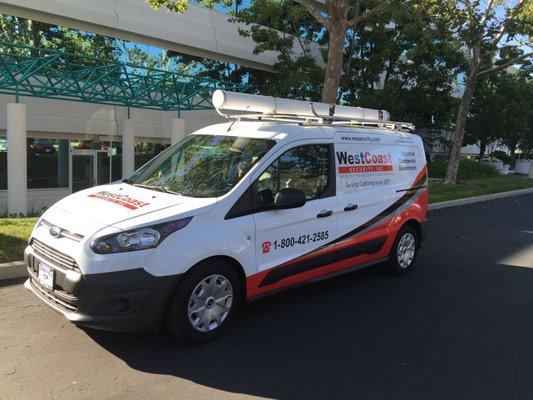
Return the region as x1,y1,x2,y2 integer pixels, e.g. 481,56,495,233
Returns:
165,260,242,343
388,225,418,274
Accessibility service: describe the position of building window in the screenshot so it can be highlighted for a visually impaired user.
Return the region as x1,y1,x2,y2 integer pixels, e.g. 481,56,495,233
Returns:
135,142,169,170
27,138,69,189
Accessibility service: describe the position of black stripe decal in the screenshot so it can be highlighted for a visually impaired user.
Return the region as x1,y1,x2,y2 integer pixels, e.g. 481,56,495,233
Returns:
332,173,427,244
259,236,387,287
258,170,427,288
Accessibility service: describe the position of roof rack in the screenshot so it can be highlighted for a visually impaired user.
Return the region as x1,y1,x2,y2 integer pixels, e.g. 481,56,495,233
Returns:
212,90,415,133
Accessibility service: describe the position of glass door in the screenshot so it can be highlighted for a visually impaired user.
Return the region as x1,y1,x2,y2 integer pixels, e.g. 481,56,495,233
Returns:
70,149,110,193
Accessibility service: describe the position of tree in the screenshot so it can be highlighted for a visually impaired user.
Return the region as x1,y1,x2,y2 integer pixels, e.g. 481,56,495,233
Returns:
234,0,465,137
146,0,395,103
497,72,533,159
291,0,395,103
464,75,504,159
419,0,533,184
234,0,325,100
341,2,463,132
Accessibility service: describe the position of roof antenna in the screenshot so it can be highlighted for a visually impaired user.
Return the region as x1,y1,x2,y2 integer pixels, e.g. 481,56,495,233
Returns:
324,104,335,124
227,116,241,131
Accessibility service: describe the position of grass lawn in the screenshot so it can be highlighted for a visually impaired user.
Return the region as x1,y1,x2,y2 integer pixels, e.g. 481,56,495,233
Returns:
0,177,532,263
0,218,37,263
429,177,533,203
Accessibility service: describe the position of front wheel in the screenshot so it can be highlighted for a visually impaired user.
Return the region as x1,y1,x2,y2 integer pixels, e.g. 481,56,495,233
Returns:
165,260,242,343
388,225,418,274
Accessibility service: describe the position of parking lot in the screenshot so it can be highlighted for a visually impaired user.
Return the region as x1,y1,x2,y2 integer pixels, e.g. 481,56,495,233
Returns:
1,195,532,400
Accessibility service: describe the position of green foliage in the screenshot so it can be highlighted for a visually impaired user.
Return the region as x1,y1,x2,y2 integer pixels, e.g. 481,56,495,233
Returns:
466,71,533,159
490,151,512,165
429,177,533,203
146,0,239,13
342,1,464,131
235,0,325,100
0,218,37,263
146,0,190,12
428,158,499,180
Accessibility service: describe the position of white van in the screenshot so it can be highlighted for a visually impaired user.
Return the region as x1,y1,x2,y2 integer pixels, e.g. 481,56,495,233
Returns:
24,91,428,342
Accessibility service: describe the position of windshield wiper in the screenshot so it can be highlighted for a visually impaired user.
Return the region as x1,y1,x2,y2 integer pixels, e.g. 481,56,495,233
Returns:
161,187,181,196
133,183,180,196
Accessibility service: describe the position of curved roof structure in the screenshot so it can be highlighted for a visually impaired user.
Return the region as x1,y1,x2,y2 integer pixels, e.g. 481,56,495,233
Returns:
0,41,248,111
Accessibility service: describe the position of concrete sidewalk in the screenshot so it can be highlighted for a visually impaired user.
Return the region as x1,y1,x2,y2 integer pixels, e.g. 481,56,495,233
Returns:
428,187,533,210
0,260,26,282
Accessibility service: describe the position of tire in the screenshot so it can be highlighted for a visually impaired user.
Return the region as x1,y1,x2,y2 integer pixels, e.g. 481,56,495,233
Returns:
388,225,418,275
165,260,242,343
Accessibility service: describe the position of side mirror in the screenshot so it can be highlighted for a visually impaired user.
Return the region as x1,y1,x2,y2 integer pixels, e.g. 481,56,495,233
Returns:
274,188,307,209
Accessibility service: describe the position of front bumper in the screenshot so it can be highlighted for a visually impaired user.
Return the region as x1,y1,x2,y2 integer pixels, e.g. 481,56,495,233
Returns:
25,250,180,333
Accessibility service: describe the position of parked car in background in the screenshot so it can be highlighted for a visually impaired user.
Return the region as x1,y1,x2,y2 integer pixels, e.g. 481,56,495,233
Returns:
30,139,56,155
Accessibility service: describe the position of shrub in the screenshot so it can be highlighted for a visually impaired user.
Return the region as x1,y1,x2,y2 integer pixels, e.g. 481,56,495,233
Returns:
490,151,512,165
428,158,499,180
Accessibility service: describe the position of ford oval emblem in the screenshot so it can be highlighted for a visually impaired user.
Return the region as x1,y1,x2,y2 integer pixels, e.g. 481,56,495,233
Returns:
49,226,61,238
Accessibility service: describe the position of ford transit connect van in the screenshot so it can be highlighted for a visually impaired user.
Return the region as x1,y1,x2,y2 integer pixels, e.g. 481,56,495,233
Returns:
24,91,428,343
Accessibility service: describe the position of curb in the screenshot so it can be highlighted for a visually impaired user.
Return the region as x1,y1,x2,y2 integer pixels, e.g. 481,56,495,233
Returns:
0,261,27,283
428,187,533,210
1,188,532,283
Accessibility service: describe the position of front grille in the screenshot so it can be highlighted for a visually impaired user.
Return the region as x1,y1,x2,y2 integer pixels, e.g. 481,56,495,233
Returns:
31,239,80,272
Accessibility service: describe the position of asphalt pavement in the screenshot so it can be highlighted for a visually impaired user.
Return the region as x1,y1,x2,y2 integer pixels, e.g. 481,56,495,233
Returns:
1,195,532,400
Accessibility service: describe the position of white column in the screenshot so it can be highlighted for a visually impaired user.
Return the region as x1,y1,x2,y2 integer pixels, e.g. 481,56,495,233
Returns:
171,118,185,146
7,103,27,216
121,119,135,179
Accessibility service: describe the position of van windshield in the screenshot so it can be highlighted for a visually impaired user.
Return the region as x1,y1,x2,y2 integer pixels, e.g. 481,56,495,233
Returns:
128,135,276,198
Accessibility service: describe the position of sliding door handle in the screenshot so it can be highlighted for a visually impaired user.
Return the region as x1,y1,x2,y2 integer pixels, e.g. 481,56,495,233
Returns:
317,210,333,218
344,203,358,212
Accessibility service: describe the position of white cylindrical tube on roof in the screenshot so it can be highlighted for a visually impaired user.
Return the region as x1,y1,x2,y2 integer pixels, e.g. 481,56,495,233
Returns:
212,90,390,121
212,90,276,114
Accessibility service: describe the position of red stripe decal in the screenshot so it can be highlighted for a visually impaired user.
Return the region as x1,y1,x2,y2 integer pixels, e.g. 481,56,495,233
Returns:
338,165,393,173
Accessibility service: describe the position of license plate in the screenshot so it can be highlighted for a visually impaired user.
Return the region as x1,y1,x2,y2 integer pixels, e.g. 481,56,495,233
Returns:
38,262,54,289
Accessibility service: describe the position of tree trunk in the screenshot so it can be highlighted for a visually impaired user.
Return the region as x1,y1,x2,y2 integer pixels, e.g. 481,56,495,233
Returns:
444,69,479,184
478,140,486,160
321,2,348,104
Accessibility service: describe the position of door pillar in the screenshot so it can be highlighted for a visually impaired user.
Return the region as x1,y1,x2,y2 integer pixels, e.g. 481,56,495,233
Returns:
7,103,27,216
171,118,185,146
57,139,69,187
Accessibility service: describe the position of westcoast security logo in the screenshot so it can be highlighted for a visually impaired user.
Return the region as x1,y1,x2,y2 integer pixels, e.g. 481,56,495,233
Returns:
88,191,150,210
336,151,393,173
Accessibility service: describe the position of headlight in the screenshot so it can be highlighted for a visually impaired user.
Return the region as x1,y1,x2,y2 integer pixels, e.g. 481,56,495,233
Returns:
91,217,192,254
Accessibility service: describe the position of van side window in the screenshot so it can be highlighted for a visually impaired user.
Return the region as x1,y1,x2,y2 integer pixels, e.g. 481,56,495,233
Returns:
254,144,330,208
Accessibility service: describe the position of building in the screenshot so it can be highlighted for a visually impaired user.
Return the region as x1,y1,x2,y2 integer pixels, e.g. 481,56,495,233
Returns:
0,0,322,215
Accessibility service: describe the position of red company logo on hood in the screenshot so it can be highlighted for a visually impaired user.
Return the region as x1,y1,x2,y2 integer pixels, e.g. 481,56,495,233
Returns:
87,191,150,210
336,151,393,173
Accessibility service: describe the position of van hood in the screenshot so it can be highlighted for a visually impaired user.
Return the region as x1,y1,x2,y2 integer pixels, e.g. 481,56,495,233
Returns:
43,183,217,237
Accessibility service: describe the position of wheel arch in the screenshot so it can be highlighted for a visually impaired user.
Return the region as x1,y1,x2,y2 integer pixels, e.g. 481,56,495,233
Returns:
159,254,248,332
402,219,423,248
182,255,247,298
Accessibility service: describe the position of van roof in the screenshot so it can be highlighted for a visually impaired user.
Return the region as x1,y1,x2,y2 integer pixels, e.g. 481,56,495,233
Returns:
192,121,417,142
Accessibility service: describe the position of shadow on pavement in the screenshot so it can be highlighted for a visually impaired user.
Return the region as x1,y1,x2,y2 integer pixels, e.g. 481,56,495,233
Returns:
87,196,533,400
